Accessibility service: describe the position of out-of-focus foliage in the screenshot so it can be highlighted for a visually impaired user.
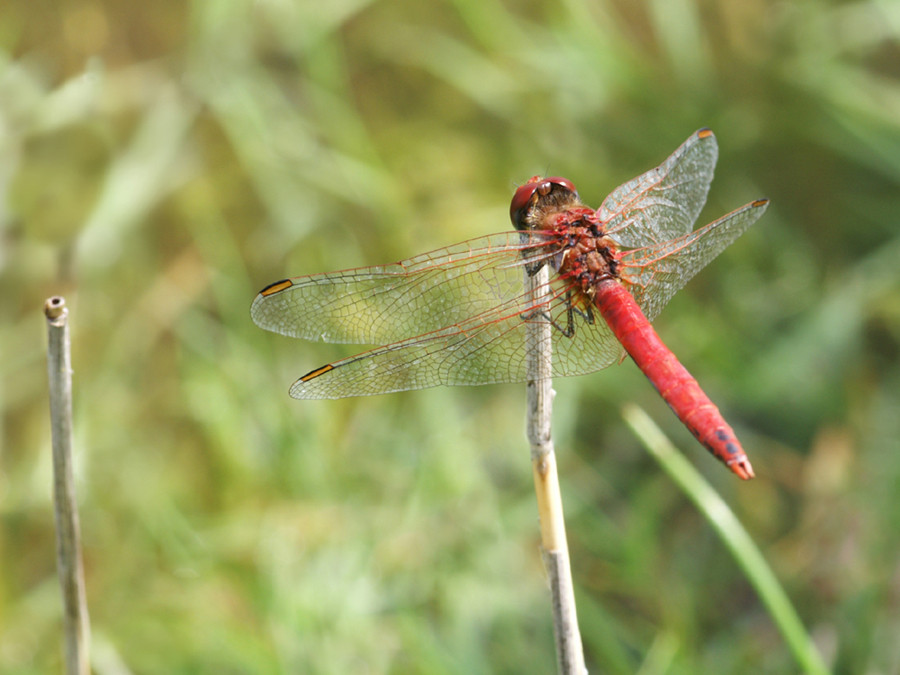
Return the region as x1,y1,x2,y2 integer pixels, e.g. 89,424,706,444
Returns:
1,0,899,672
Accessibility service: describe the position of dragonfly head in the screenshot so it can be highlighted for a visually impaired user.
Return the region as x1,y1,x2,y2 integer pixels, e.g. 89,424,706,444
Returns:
510,176,580,231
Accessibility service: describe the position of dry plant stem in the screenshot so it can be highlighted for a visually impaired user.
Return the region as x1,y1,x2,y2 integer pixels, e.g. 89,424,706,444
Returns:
45,297,91,675
524,267,587,675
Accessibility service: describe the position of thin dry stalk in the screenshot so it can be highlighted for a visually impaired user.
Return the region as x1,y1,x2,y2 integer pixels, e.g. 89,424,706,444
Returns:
45,296,91,675
524,267,587,675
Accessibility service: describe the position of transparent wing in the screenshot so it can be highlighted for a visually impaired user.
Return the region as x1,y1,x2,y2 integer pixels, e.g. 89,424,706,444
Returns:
251,232,556,345
621,199,769,321
600,129,718,247
289,274,625,399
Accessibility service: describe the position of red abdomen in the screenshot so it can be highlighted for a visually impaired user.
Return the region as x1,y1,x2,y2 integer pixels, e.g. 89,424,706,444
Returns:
593,279,754,480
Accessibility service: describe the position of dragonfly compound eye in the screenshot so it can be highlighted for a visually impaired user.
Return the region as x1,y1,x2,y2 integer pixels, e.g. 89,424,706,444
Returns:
510,178,542,230
543,177,577,196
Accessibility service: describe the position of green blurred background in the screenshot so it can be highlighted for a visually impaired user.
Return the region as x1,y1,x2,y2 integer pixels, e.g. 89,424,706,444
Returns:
2,1,899,672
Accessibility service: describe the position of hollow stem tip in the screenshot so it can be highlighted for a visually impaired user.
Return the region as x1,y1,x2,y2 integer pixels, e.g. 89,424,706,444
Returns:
44,296,67,320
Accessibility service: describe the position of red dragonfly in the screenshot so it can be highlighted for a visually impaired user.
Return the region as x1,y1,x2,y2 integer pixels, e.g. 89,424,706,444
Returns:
252,129,768,479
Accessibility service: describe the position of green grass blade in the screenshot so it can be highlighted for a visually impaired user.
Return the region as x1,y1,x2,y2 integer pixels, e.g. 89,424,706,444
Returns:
621,404,831,675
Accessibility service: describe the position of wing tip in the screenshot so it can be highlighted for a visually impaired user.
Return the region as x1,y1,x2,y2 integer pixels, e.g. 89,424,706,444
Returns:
288,363,336,399
251,279,295,327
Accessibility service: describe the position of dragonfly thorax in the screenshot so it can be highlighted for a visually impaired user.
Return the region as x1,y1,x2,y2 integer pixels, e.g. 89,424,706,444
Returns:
511,176,622,295
550,210,621,296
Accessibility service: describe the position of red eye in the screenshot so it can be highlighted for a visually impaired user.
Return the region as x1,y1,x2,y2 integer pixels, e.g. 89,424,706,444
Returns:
544,176,576,194
509,176,578,230
509,178,543,228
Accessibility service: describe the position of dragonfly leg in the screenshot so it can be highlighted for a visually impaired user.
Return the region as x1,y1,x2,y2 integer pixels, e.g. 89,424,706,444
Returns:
559,291,595,336
522,289,594,338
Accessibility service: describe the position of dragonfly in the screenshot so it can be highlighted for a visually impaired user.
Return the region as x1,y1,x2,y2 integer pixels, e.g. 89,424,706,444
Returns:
252,129,768,479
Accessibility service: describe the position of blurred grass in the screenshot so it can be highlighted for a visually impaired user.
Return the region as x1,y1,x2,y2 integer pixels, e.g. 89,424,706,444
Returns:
2,0,900,672
623,404,829,675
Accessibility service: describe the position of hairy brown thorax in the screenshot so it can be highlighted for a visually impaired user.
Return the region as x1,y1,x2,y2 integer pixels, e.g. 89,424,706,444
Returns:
510,175,621,299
